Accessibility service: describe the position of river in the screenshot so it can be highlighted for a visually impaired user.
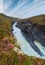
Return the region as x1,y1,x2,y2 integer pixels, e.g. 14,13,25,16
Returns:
12,22,45,59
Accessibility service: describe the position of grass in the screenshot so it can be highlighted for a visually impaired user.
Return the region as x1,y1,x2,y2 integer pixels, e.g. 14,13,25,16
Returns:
18,14,45,25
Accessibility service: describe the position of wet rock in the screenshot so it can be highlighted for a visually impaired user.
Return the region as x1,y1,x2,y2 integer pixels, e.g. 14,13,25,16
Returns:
16,21,45,47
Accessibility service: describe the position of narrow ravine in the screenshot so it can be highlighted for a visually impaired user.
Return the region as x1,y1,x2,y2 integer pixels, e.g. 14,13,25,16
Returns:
12,22,45,59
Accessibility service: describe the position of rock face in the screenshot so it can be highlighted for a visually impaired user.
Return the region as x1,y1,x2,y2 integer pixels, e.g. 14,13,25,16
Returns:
16,21,45,36
16,21,33,33
16,21,45,47
15,21,45,57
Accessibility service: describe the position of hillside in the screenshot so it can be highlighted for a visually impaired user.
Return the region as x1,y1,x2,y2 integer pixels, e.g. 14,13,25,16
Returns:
0,13,45,65
0,13,19,40
18,14,45,25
